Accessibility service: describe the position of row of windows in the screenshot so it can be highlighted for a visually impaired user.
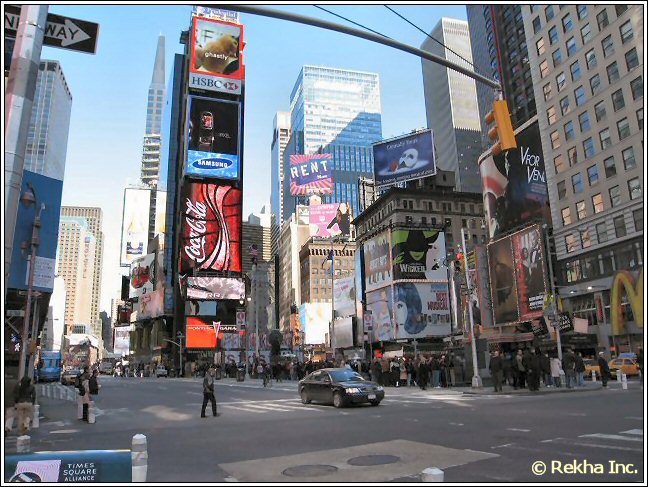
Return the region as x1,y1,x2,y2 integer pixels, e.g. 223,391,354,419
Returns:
564,212,642,258
532,5,628,35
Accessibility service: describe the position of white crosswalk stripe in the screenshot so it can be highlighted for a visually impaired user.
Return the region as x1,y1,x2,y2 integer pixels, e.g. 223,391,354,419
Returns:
544,429,643,453
219,399,328,414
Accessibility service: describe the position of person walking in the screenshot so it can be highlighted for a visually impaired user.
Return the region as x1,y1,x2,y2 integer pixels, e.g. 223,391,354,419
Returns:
431,355,441,388
448,353,457,387
562,349,576,389
489,350,504,393
550,354,562,388
398,359,407,388
89,369,101,400
528,349,542,392
417,357,429,390
597,352,611,388
575,352,586,386
76,368,90,422
201,367,218,417
515,350,526,389
541,352,552,387
13,377,36,436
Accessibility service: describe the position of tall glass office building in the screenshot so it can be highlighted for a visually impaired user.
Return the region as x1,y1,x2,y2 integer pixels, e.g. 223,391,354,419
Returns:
281,65,383,221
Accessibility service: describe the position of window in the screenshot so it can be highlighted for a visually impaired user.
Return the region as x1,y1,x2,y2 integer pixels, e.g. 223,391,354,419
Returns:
599,128,612,150
557,73,570,93
637,108,643,130
551,130,561,149
592,193,605,213
633,209,643,232
597,9,609,30
533,16,542,34
614,216,626,238
603,157,616,178
578,111,591,132
617,118,630,140
562,14,573,33
574,86,586,106
630,77,643,100
581,24,592,43
576,200,587,220
565,234,577,253
560,96,571,115
536,37,546,56
585,49,597,70
577,5,588,20
552,49,563,67
620,20,633,43
589,74,602,96
602,35,615,57
612,89,625,111
594,101,606,122
564,120,575,140
609,185,622,207
625,47,639,71
566,37,577,57
587,165,599,186
554,154,566,173
596,222,608,243
549,26,559,45
547,106,557,124
583,137,595,158
568,146,578,166
569,60,581,80
606,62,620,84
543,83,552,100
572,173,584,193
561,207,572,226
580,229,592,249
615,5,628,16
545,5,554,21
540,60,549,78
557,181,567,199
628,178,642,200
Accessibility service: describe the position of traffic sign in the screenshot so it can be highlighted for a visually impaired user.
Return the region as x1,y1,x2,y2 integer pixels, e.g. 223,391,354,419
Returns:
5,5,99,54
5,309,24,317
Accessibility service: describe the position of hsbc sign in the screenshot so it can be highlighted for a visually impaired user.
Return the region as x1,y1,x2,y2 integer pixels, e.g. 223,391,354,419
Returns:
189,73,242,95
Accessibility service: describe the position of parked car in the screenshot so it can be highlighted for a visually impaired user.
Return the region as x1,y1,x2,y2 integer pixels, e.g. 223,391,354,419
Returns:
583,358,600,378
298,368,384,408
608,357,641,377
99,361,114,375
155,365,168,378
61,368,82,386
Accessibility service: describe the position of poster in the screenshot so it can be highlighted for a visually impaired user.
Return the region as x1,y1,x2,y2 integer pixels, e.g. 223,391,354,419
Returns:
512,225,547,321
129,254,155,298
289,154,333,195
373,130,436,186
299,303,332,345
363,231,392,292
391,229,446,281
394,283,451,338
366,287,394,342
488,235,519,325
333,276,356,318
309,202,352,238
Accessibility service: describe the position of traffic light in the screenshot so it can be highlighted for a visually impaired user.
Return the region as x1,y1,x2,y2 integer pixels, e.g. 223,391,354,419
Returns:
455,252,465,273
485,100,517,155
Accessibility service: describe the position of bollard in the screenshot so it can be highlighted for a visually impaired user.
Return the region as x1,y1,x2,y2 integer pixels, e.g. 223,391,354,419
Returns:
421,467,444,482
16,435,31,453
32,404,40,429
617,370,622,383
622,373,628,390
131,434,148,482
591,370,597,382
88,401,96,424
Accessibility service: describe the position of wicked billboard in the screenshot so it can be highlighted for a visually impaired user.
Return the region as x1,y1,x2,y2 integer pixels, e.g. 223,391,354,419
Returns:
391,229,446,281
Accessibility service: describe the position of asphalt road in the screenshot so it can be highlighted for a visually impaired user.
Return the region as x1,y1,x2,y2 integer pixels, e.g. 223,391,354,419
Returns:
7,376,645,483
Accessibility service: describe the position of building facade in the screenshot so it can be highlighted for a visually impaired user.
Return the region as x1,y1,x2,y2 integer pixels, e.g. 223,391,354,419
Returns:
271,112,291,228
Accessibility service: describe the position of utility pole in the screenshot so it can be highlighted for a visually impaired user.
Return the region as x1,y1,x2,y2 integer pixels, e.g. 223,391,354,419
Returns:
543,225,563,361
461,228,482,388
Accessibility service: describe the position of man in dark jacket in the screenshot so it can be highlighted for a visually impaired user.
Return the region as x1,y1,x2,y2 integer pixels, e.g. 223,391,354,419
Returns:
597,352,611,387
489,350,504,392
575,352,586,386
201,367,218,417
417,358,429,390
540,352,552,387
527,349,542,391
562,349,576,388
13,377,36,435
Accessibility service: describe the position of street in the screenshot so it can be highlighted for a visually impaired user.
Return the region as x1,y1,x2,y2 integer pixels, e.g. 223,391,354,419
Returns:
5,376,644,482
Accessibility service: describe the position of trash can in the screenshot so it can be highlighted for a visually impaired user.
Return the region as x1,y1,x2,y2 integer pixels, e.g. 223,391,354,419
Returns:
236,368,245,382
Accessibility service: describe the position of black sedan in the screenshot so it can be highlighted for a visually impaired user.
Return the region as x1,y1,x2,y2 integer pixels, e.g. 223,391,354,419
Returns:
298,368,384,408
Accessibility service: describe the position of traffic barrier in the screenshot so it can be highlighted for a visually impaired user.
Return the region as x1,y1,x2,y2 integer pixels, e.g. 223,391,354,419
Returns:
621,373,628,390
32,404,40,429
617,371,622,383
16,435,30,453
88,401,96,424
591,370,597,382
421,467,444,482
131,434,148,482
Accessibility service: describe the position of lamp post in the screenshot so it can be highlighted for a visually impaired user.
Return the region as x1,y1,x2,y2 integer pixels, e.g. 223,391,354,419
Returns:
163,331,183,377
543,225,563,362
18,183,46,380
460,228,482,388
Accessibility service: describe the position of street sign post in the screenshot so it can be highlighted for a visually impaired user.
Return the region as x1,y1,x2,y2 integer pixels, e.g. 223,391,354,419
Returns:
5,5,99,54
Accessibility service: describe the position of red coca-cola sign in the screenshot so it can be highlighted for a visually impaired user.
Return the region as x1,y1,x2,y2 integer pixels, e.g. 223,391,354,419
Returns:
180,182,242,273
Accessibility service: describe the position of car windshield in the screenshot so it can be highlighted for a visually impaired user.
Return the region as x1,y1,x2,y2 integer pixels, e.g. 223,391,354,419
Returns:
329,369,365,382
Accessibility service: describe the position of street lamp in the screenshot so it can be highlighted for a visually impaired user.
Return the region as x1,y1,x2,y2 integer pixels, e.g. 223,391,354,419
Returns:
460,228,482,388
18,182,46,380
163,331,184,377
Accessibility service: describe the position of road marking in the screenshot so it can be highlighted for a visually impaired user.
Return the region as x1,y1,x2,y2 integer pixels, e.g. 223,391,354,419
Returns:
540,438,563,443
491,443,515,449
224,477,238,482
563,441,642,452
620,429,643,436
624,416,643,420
579,433,642,442
50,429,79,434
507,428,530,433
450,422,464,426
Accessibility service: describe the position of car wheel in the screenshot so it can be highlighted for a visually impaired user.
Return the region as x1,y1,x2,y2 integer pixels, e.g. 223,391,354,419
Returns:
300,389,311,404
370,400,381,406
333,391,345,408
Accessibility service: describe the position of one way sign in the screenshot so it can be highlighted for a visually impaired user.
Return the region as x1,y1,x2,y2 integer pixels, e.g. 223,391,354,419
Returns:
4,5,99,54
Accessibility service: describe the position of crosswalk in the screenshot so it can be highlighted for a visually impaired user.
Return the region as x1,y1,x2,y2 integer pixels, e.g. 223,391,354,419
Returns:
37,383,76,402
219,398,327,414
541,428,644,453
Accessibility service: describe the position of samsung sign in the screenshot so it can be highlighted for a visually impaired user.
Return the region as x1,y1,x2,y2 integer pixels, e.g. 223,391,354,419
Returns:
189,73,241,94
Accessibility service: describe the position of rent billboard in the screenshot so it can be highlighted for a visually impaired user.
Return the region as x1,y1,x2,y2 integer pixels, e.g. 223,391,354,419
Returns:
120,187,151,267
394,282,451,338
189,16,245,95
185,96,240,180
289,154,333,195
391,229,446,281
186,276,245,300
372,130,436,186
179,182,242,274
511,224,548,321
308,202,352,238
363,231,392,293
488,235,519,325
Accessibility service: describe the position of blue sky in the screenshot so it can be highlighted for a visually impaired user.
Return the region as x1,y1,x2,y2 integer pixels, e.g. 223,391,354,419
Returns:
42,4,468,311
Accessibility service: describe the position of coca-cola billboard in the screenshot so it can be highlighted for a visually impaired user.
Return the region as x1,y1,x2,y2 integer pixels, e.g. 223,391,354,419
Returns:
180,182,242,273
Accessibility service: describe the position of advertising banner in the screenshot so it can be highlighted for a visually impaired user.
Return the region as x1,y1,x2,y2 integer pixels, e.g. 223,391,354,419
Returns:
479,121,551,239
372,130,436,186
334,317,354,349
308,202,352,238
129,254,155,299
186,276,245,300
136,288,164,320
189,16,245,95
366,287,394,342
363,231,392,293
113,326,131,356
289,154,333,195
391,229,446,281
24,256,56,291
511,225,547,321
333,276,355,318
394,282,451,338
186,317,221,349
154,190,167,240
121,187,151,266
291,313,302,347
186,96,240,180
299,303,332,345
179,182,242,273
488,235,519,325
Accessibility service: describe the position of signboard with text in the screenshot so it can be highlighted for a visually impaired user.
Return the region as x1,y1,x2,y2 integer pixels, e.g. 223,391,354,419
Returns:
289,154,333,195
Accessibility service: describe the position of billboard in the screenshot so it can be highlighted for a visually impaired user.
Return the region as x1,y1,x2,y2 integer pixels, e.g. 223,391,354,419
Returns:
129,254,155,298
363,231,392,293
488,235,519,325
186,277,245,300
333,276,355,318
394,283,451,338
289,154,333,195
113,326,131,356
136,288,164,320
512,225,548,321
299,303,332,345
391,229,446,281
120,187,151,266
334,317,354,349
154,190,167,241
189,16,245,95
179,182,242,274
309,202,352,238
479,121,551,239
186,317,222,349
186,96,240,180
372,130,436,186
366,287,394,342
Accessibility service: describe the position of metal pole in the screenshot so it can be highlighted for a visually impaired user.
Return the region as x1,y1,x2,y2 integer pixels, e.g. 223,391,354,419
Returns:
4,5,48,300
461,228,482,388
27,296,40,380
331,238,336,358
254,262,259,358
543,226,562,361
179,334,183,377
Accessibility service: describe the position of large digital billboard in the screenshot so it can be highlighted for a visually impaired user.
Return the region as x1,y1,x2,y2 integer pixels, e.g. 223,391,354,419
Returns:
185,96,240,180
479,120,551,239
186,317,221,349
189,16,245,95
308,202,352,238
512,225,548,321
363,231,392,293
186,277,245,300
366,287,394,342
333,276,355,318
129,253,155,299
488,235,519,325
289,154,333,195
373,130,436,186
391,229,446,281
120,187,151,267
179,182,242,274
299,303,332,345
394,282,451,338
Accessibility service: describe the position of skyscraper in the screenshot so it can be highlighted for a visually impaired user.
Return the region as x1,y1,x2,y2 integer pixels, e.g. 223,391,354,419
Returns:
281,65,382,221
421,18,482,194
271,112,291,228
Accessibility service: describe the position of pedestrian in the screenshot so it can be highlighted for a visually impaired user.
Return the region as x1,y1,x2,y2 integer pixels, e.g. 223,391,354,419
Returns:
550,354,562,388
575,352,586,386
562,349,576,389
417,357,429,390
489,350,504,392
528,348,542,392
76,368,90,422
637,347,643,384
515,350,526,389
398,359,407,388
431,355,440,388
201,367,218,417
541,352,552,387
13,377,36,436
448,353,457,387
89,369,101,400
597,352,611,387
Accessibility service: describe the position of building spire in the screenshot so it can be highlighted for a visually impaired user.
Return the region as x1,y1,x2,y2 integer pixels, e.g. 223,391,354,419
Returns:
151,35,165,85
